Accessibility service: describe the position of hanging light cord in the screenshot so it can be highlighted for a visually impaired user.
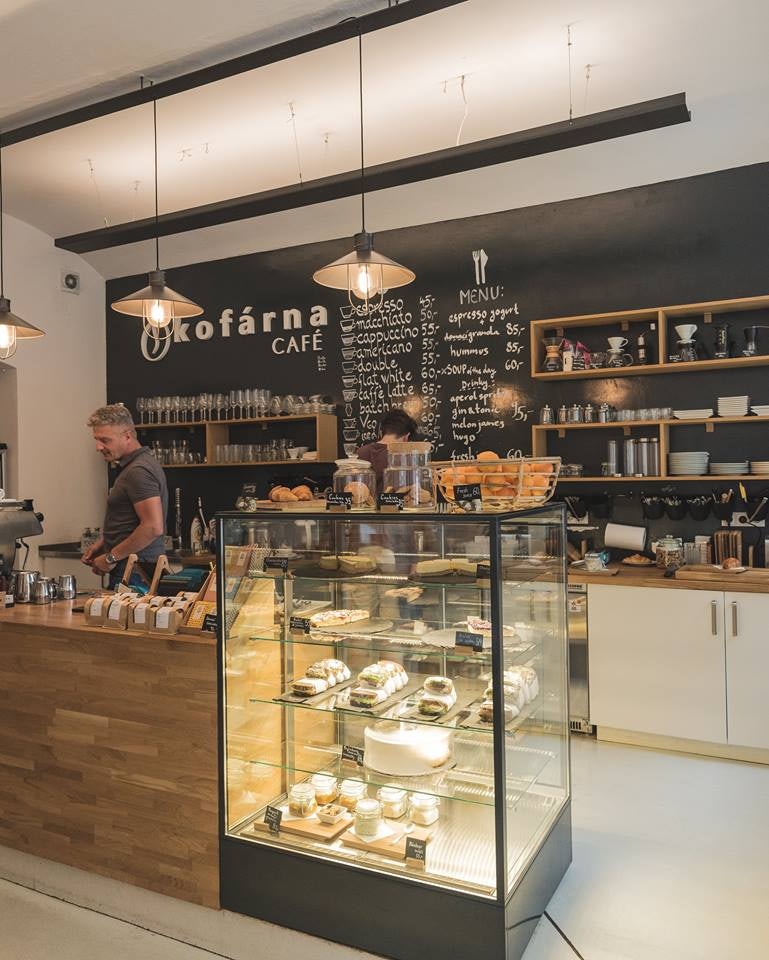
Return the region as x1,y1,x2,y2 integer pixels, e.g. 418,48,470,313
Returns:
152,95,160,271
567,24,574,123
357,25,365,232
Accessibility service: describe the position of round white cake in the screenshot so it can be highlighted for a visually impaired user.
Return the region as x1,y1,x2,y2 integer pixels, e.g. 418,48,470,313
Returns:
364,721,452,776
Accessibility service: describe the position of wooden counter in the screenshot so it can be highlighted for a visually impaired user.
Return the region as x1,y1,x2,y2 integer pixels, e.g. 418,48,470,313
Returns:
568,564,769,593
0,602,219,908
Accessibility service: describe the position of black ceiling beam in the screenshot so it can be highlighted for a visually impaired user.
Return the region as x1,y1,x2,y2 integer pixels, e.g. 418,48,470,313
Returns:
1,0,468,148
56,93,691,254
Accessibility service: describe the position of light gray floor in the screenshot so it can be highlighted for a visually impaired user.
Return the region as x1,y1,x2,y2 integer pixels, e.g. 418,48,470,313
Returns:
1,736,768,960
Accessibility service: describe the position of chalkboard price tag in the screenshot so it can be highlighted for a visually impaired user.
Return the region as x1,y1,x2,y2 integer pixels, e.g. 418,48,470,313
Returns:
241,482,258,496
202,613,219,634
289,615,311,634
378,492,404,512
405,836,427,870
326,492,353,511
341,744,365,766
264,805,282,835
264,556,290,572
455,630,484,652
454,483,482,502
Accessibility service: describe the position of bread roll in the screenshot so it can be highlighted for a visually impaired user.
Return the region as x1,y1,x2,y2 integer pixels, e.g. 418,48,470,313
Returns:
292,485,313,501
723,557,741,569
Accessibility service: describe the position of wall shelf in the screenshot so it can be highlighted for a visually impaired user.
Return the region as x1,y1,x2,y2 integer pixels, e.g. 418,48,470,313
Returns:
164,460,332,469
530,293,769,380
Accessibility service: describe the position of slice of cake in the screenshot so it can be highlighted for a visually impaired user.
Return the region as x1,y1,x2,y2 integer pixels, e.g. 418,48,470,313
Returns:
309,609,370,629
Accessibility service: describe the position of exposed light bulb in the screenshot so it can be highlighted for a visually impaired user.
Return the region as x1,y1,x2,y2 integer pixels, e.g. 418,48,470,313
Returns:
0,322,16,360
349,264,383,301
144,299,173,330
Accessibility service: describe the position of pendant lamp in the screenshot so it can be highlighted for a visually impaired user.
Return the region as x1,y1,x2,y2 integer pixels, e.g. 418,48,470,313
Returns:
0,137,44,361
313,26,414,315
111,95,202,341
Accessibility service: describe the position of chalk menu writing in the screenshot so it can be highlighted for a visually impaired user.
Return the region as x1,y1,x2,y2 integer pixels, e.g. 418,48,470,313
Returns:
341,247,532,459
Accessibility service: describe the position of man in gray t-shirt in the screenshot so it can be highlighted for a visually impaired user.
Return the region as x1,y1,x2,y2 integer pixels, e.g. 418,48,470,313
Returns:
82,404,168,588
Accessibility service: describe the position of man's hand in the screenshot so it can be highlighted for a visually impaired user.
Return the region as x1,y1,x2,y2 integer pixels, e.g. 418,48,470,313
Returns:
81,545,98,566
91,554,117,575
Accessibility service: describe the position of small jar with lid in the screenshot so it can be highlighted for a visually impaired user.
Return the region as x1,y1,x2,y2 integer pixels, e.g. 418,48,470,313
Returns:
310,773,338,805
656,534,684,570
354,797,383,838
408,792,440,826
377,786,408,819
332,459,376,509
288,783,317,818
381,442,435,510
338,778,367,811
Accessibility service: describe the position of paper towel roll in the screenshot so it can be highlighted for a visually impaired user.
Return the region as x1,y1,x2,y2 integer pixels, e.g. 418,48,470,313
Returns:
604,522,647,551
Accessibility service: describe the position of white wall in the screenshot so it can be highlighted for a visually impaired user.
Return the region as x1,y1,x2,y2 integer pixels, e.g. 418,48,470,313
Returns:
2,213,106,565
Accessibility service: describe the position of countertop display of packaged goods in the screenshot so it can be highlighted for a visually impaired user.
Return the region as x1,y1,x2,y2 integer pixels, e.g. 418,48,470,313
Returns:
216,507,571,960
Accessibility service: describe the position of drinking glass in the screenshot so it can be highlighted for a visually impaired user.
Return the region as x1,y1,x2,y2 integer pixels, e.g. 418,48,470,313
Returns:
162,397,173,424
136,397,147,424
269,396,282,417
214,394,226,421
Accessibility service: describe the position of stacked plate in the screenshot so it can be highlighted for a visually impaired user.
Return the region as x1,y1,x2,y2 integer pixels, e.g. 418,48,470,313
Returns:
717,395,750,417
672,409,713,420
750,461,769,475
751,405,769,417
710,461,749,475
669,451,710,476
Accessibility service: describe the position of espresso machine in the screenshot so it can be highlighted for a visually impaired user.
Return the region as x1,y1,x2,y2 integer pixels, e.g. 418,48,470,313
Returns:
0,498,44,575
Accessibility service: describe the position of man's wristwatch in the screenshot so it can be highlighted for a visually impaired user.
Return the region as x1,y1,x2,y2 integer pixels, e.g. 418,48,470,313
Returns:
105,552,119,565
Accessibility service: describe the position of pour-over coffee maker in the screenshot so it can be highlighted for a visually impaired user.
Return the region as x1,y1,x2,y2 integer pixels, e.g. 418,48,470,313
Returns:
743,326,760,357
674,322,698,362
543,336,563,372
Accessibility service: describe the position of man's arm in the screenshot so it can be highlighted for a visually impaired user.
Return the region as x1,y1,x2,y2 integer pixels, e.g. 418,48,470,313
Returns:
81,536,105,566
92,497,165,573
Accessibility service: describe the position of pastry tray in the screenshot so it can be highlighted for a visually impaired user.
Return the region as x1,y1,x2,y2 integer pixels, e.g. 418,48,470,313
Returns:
310,618,394,636
291,562,379,580
391,678,486,725
249,805,353,841
332,674,425,716
458,697,539,733
275,677,356,706
340,823,433,861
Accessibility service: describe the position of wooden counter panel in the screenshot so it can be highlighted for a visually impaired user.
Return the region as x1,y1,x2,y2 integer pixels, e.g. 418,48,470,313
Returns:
0,609,219,908
568,565,769,592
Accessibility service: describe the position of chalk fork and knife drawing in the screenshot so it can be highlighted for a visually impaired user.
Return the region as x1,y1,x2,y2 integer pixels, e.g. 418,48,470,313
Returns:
472,248,489,285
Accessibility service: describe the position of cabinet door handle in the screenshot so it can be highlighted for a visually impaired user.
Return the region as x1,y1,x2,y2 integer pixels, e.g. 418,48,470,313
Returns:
732,601,738,637
711,600,718,636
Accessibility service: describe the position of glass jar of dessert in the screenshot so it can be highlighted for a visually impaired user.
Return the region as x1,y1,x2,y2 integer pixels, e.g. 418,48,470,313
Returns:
332,459,376,510
310,773,338,805
377,786,408,819
288,783,317,818
354,798,383,838
656,534,684,570
381,442,436,511
338,778,367,811
408,792,440,826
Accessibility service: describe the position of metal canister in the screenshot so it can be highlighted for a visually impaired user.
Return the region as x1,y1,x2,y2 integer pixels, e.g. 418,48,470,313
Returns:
637,437,651,476
648,438,660,477
567,404,583,423
607,439,620,476
557,404,568,424
539,405,554,424
584,403,596,423
598,402,613,423
623,438,637,476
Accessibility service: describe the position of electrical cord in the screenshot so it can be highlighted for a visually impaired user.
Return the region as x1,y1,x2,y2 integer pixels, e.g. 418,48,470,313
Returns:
506,910,587,960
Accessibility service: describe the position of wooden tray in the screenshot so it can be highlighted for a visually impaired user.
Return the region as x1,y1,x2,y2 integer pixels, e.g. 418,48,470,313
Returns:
676,566,769,582
275,677,356,706
250,807,353,841
340,823,433,861
253,500,328,511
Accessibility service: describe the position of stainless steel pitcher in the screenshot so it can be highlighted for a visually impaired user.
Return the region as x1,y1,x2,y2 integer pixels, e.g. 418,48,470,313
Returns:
13,570,39,603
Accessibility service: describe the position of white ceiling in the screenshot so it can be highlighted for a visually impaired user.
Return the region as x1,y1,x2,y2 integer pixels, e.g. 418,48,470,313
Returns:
2,0,769,278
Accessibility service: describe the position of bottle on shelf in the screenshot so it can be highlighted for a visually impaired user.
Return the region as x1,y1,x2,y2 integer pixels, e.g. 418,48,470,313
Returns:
1,571,13,609
636,323,655,365
173,488,183,552
191,497,207,555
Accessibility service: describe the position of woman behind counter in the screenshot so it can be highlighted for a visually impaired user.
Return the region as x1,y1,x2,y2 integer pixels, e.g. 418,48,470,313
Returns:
356,409,419,492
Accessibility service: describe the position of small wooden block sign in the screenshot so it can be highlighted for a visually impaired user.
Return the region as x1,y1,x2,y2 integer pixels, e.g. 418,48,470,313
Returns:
289,615,311,634
202,613,219,634
326,492,353,511
455,630,484,652
378,492,404,512
264,805,283,835
264,556,290,572
341,744,365,767
405,836,428,871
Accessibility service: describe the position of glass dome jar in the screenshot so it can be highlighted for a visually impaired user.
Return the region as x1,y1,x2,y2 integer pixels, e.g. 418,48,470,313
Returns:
310,773,338,806
288,782,317,818
377,786,407,819
381,442,435,511
338,778,367,811
656,534,684,569
332,459,376,509
354,797,383,838
408,792,440,826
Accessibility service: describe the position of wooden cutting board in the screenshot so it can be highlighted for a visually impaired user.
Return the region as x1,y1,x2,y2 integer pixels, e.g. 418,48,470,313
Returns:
250,808,353,841
340,824,433,861
254,500,328,511
675,566,769,583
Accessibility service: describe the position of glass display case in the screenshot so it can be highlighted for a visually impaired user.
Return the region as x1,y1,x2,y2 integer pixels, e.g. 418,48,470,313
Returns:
216,507,571,960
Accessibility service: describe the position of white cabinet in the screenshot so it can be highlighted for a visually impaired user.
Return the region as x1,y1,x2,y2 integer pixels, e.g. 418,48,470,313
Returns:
725,592,769,749
588,585,727,743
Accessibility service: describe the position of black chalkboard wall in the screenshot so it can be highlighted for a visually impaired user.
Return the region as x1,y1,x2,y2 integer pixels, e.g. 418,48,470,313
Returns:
106,160,769,539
